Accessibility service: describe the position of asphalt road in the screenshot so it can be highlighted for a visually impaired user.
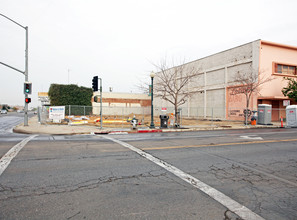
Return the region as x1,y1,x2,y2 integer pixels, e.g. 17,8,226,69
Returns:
0,115,296,220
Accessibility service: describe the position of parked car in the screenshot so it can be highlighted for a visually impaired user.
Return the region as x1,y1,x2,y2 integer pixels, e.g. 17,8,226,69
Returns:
1,109,7,114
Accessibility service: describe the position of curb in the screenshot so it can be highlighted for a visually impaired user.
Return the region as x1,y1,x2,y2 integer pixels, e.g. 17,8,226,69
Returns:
13,128,92,135
13,124,285,136
94,129,163,135
137,129,163,133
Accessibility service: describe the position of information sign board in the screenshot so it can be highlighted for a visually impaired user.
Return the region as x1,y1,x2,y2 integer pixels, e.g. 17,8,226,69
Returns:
49,106,65,123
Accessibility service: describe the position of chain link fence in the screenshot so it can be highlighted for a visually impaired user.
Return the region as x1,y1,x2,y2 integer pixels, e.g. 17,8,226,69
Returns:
38,105,286,126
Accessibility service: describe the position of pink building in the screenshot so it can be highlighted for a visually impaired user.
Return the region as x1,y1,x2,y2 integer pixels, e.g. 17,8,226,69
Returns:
257,41,297,121
155,40,297,121
227,40,297,121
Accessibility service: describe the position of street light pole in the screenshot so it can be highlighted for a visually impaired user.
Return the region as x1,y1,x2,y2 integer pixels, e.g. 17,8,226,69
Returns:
150,71,155,129
24,26,29,126
0,13,29,126
99,77,102,129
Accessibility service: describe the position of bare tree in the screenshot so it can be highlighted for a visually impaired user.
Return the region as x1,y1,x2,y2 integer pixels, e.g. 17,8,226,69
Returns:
152,59,201,126
230,69,275,124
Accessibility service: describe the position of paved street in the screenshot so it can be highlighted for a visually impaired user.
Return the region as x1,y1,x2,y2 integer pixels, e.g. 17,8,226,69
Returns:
0,112,25,133
0,115,297,219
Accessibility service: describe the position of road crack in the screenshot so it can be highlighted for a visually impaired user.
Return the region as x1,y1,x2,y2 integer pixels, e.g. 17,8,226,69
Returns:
0,171,168,201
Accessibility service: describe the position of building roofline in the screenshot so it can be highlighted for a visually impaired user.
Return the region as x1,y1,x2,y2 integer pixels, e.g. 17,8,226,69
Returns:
183,39,261,66
261,40,297,50
158,39,297,71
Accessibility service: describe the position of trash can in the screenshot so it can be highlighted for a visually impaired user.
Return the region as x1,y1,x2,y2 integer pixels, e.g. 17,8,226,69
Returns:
251,110,257,125
257,104,272,125
160,115,169,128
251,116,257,125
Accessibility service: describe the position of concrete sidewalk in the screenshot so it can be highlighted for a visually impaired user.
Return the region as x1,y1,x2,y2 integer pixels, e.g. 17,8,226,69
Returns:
12,116,283,135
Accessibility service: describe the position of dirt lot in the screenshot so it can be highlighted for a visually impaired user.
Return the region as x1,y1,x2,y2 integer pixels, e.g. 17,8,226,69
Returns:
61,114,245,128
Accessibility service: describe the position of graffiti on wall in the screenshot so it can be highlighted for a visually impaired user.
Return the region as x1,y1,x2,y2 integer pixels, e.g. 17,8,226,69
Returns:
227,87,246,119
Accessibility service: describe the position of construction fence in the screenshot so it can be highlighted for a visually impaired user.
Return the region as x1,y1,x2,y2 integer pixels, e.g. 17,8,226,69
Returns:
38,105,286,127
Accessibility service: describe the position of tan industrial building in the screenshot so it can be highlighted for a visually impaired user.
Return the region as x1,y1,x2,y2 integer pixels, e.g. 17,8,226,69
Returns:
92,92,151,115
154,40,297,121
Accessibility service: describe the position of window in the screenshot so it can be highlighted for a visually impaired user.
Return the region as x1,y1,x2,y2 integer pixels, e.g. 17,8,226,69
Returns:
275,63,297,75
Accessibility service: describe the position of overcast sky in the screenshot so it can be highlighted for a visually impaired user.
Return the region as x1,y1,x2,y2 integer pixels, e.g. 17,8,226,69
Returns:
1,0,297,107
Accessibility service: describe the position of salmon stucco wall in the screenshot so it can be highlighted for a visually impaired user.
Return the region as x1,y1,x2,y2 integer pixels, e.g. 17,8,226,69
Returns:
226,86,256,120
259,41,297,99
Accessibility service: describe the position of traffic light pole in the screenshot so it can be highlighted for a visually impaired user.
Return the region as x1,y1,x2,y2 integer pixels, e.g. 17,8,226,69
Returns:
0,14,29,126
24,26,29,126
98,77,103,129
92,76,102,129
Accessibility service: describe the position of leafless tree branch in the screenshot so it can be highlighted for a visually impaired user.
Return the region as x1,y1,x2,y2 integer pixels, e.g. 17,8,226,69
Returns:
152,58,201,124
230,68,275,124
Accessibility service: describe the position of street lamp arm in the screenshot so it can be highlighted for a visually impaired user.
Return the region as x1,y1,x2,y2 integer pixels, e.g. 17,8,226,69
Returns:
0,61,25,75
0,13,26,29
0,13,29,126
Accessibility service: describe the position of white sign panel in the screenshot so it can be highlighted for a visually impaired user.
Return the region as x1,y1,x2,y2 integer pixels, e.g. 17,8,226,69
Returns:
283,100,290,106
49,106,65,122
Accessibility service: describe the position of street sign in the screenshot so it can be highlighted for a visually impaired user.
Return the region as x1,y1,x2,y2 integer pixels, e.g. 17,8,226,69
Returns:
283,100,290,106
49,106,65,123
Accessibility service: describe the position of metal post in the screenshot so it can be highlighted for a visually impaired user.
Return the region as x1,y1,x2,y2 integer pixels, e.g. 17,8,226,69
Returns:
245,107,248,126
211,107,214,127
121,107,124,128
180,108,182,127
37,106,41,123
0,14,29,126
150,75,155,128
99,78,103,129
24,26,29,126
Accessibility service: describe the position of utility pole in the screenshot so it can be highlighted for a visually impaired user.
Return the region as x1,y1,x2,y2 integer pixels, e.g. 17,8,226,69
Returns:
92,76,103,129
24,26,29,126
68,69,70,84
99,77,102,129
0,13,29,126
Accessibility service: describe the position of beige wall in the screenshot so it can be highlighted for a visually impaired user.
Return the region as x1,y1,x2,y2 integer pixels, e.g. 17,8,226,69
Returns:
154,40,297,120
92,92,151,115
155,40,260,119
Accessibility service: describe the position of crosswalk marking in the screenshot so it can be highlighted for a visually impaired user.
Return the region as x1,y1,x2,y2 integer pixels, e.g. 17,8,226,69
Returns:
102,135,265,220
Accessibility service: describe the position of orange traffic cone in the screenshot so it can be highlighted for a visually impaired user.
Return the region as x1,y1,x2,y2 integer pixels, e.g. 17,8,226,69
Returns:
281,116,284,128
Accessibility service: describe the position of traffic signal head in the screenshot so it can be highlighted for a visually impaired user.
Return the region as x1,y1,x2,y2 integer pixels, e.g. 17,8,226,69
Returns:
24,82,32,94
92,76,98,92
25,98,31,103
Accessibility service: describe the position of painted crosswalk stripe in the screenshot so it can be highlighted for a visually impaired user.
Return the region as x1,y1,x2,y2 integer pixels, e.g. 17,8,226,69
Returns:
0,135,37,177
102,135,265,220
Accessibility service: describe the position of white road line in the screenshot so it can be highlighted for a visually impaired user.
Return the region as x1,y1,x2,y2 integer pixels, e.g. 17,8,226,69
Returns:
0,135,37,177
102,135,265,220
240,135,263,140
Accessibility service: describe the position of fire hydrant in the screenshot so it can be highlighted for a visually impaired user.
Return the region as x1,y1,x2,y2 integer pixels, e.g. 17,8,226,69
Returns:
131,116,138,130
